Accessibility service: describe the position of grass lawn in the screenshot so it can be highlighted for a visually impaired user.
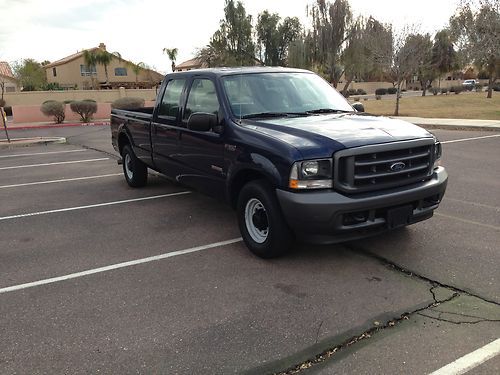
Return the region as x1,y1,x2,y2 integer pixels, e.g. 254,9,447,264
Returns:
362,92,500,120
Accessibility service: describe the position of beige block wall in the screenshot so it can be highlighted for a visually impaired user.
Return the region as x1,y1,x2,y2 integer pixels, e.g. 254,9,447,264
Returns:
3,88,158,106
1,75,18,92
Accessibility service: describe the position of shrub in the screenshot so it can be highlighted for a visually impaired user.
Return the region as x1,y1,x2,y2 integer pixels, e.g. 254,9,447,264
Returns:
0,98,5,107
341,90,349,98
490,83,500,92
363,97,368,101
375,88,388,95
450,86,463,94
40,100,65,124
356,88,367,95
474,83,483,92
112,97,146,110
401,88,407,92
353,97,360,101
431,88,439,96
375,95,382,100
63,100,74,104
387,87,398,94
347,88,357,96
70,100,97,122
441,88,449,95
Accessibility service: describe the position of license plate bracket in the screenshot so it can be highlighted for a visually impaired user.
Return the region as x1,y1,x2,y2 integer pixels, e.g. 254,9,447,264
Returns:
387,205,413,229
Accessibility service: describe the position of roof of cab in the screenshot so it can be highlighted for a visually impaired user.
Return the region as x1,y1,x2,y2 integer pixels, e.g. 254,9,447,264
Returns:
165,66,313,78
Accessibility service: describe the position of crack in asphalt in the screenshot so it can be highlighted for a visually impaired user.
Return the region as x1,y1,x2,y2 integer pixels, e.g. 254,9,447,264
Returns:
417,311,500,325
271,242,500,374
273,286,460,374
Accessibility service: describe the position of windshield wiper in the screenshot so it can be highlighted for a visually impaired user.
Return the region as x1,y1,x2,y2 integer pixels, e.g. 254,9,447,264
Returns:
241,112,310,119
306,108,354,114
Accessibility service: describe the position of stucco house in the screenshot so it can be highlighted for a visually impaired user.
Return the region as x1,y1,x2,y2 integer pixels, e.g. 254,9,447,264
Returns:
0,62,19,93
174,58,205,72
44,43,164,89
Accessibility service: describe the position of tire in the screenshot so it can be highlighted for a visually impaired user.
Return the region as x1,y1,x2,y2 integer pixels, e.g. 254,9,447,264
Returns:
122,144,148,187
237,180,293,258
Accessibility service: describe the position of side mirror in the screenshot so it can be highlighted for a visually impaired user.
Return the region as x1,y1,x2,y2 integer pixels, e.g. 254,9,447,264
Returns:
352,102,365,113
187,112,217,132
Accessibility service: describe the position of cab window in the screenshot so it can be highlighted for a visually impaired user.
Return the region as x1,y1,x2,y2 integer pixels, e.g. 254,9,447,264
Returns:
158,79,186,118
183,79,219,120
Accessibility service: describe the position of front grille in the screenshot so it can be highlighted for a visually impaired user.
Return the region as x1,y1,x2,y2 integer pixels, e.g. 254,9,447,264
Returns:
334,139,435,193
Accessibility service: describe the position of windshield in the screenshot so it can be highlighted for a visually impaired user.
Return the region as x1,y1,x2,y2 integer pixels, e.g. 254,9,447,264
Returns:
221,72,353,118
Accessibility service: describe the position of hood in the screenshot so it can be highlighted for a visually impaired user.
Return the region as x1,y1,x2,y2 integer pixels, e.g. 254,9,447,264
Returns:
242,113,433,159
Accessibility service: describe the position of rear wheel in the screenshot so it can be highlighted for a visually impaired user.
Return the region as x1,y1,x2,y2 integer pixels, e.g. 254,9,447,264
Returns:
237,180,293,258
122,144,148,187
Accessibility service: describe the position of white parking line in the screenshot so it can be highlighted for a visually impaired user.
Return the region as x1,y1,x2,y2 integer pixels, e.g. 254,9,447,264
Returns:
0,158,109,171
0,173,122,189
0,149,87,159
441,134,500,144
0,191,191,221
0,238,243,294
428,338,500,375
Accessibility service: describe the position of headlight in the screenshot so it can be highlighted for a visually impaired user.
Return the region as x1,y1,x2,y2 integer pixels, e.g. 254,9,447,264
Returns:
433,141,442,168
289,159,333,189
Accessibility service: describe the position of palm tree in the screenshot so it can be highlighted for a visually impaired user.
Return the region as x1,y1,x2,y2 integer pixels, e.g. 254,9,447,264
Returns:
129,62,145,87
163,48,178,72
83,50,98,89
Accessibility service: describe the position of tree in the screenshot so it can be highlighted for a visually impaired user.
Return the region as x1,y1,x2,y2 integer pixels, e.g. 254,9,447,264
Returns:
307,0,354,87
197,0,257,67
82,50,98,89
163,48,178,72
450,0,500,98
431,29,459,88
12,59,47,91
129,62,145,85
413,33,437,96
256,11,302,66
95,50,120,84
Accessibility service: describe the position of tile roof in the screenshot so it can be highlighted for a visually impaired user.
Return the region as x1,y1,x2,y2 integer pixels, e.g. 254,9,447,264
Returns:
175,58,204,69
0,62,15,79
43,48,99,68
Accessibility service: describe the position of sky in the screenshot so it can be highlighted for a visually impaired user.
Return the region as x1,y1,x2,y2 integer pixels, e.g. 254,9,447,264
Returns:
0,0,460,74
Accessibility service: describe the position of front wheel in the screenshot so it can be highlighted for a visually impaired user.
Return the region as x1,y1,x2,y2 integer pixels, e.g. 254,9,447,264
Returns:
122,144,148,187
237,180,293,258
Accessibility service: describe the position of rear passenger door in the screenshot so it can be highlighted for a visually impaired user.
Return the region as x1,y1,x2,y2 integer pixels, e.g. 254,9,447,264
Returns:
176,77,226,199
151,78,186,177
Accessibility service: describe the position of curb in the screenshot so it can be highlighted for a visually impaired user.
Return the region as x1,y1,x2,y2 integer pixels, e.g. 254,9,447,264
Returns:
6,121,110,131
0,137,67,149
415,124,500,132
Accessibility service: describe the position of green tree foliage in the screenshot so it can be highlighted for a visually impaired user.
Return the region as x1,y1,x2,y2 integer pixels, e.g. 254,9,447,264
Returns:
431,29,459,87
83,50,98,89
12,59,47,91
307,0,354,86
163,48,178,72
450,0,500,98
95,50,117,84
256,11,302,66
413,33,437,96
197,0,256,67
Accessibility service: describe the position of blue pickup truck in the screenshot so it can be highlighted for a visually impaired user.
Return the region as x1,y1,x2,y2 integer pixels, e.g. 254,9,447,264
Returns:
111,67,447,258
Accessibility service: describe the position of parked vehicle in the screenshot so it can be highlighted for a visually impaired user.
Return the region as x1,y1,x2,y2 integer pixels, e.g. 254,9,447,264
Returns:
111,68,447,258
462,79,479,90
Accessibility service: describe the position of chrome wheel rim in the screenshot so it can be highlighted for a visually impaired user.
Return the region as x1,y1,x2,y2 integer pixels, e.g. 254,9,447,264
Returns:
244,198,269,243
124,153,133,180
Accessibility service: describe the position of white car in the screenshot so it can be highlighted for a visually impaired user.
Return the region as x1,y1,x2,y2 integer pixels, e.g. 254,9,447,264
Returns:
462,79,479,89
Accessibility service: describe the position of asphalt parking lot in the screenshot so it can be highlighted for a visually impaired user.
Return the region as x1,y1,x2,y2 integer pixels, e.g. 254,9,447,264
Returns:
0,126,499,374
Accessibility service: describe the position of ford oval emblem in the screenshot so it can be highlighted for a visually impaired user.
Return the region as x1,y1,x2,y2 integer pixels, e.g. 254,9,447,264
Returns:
390,162,406,172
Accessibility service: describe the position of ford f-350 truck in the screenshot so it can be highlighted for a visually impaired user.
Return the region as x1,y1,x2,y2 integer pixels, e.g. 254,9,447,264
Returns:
111,67,447,258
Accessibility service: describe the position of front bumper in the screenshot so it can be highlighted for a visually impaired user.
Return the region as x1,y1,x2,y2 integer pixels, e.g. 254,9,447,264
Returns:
276,167,448,244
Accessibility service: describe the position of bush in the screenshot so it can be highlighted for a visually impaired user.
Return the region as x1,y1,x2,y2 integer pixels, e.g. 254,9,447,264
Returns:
353,97,360,101
70,100,98,122
347,88,357,96
401,88,407,92
431,88,439,95
40,100,65,124
490,83,500,92
0,98,5,107
63,100,74,104
341,90,349,98
441,88,449,95
375,88,388,95
387,87,398,94
356,88,367,95
112,97,146,110
450,86,463,94
375,95,382,100
475,83,483,92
